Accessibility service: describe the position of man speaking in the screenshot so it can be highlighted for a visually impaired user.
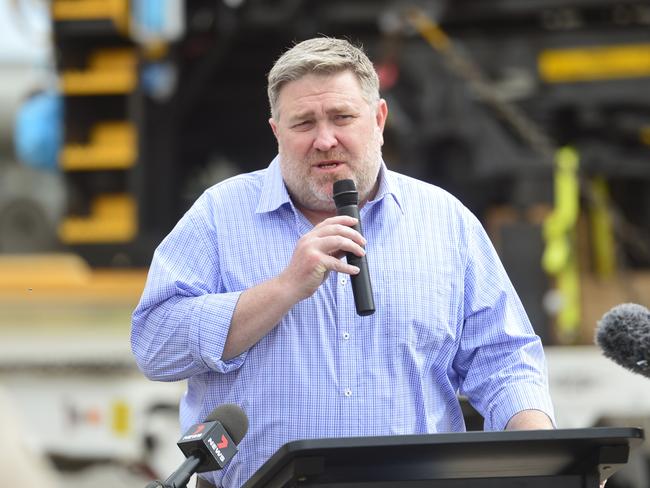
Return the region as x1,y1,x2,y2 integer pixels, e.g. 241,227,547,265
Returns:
131,37,555,488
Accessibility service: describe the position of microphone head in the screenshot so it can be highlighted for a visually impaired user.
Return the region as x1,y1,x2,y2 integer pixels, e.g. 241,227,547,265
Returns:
333,179,358,207
595,303,650,377
205,403,249,445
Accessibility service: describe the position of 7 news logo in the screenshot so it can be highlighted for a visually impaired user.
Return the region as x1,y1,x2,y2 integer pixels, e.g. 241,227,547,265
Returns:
182,423,207,441
207,435,229,463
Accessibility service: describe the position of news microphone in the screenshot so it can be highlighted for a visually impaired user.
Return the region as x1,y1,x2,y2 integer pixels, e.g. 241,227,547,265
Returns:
333,179,375,316
595,303,650,378
158,404,248,488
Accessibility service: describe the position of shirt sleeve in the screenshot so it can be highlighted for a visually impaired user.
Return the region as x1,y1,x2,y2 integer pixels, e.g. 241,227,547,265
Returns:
453,212,556,430
131,193,247,381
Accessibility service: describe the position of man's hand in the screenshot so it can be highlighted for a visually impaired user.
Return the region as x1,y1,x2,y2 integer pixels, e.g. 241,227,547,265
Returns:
222,215,366,360
278,215,366,302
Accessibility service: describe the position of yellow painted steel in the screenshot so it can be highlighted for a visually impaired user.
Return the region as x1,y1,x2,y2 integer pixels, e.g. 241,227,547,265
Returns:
542,147,581,342
0,254,91,288
0,254,147,306
539,44,650,83
52,0,130,34
641,127,650,145
405,9,451,52
60,48,137,95
58,194,137,244
111,400,130,436
62,122,137,171
588,177,616,279
141,41,170,61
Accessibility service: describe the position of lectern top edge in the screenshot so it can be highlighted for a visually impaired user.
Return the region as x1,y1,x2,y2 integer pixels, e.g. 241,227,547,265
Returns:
242,427,644,488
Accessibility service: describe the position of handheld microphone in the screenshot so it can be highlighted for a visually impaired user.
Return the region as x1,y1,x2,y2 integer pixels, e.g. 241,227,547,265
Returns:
158,404,248,488
595,303,650,378
333,179,375,316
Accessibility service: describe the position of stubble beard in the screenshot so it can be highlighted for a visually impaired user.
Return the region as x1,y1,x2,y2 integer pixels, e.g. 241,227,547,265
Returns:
280,128,383,213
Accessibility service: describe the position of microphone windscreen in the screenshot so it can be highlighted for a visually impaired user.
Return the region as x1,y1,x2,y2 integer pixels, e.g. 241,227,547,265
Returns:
205,404,249,445
595,303,650,377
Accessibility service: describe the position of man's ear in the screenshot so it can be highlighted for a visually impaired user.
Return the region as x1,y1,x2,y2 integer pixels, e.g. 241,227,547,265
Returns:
269,117,279,140
376,99,388,145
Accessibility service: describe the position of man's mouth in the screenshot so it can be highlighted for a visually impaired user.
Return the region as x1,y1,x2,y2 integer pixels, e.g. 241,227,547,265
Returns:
315,160,343,169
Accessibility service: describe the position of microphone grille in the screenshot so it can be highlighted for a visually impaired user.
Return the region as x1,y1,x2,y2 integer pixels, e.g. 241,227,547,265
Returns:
205,404,249,445
333,179,356,195
333,179,358,207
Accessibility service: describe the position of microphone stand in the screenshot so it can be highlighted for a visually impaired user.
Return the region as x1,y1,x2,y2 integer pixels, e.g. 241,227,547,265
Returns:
144,453,203,487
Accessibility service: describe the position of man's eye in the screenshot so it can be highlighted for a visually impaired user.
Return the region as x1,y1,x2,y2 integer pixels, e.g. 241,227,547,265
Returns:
292,120,312,129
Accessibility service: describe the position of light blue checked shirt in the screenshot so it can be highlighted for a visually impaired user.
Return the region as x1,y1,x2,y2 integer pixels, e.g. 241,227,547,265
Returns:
131,156,554,488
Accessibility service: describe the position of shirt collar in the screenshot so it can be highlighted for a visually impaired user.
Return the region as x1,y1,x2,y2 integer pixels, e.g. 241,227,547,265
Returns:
367,163,404,215
256,156,291,214
255,156,404,215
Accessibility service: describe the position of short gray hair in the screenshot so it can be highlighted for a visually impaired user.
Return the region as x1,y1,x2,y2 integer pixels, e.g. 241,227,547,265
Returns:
267,37,380,120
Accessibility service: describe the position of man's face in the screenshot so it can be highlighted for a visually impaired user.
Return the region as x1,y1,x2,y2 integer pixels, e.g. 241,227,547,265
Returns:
269,71,388,213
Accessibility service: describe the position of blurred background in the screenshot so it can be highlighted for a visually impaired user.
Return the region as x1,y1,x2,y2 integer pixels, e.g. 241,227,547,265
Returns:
0,0,649,487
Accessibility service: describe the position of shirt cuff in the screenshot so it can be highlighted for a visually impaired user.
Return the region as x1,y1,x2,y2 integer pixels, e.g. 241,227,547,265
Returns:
189,291,247,374
484,382,556,431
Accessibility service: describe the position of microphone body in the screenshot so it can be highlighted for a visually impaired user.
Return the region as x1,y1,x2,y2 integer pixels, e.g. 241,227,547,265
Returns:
333,179,375,316
595,303,650,377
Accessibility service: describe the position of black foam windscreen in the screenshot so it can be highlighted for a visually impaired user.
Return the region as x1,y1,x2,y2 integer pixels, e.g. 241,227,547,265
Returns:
595,303,650,377
205,404,249,445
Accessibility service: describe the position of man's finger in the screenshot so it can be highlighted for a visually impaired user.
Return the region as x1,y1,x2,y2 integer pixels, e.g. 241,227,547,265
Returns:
324,255,360,275
318,235,366,258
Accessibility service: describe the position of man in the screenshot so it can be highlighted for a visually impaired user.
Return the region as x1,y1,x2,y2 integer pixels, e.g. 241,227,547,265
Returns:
131,37,555,488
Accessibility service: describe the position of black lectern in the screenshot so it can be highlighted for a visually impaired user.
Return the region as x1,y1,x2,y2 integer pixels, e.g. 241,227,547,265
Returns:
242,427,643,488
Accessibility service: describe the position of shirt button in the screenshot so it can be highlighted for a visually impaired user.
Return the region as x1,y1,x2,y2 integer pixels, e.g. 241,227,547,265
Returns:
342,332,350,340
340,277,347,285
344,389,352,397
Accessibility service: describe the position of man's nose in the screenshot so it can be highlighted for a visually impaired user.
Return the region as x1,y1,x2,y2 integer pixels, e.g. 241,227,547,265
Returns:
313,123,338,152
